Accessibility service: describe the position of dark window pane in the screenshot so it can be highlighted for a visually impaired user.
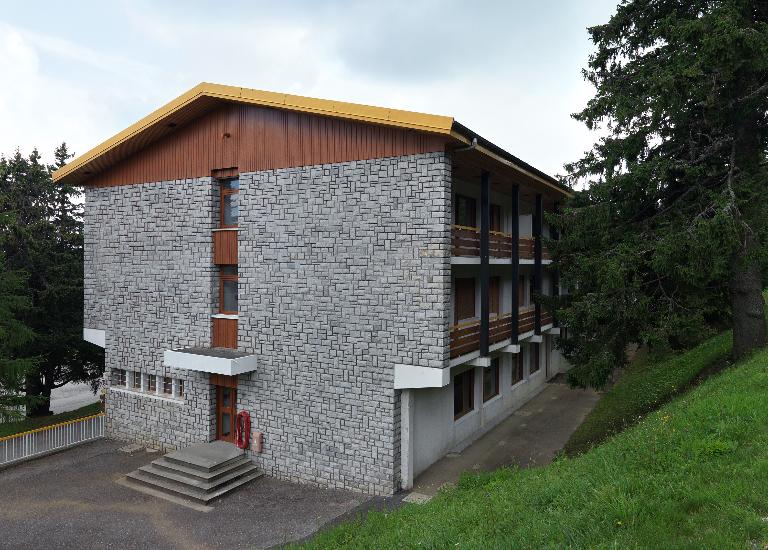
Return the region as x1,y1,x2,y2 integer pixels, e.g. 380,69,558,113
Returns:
222,387,231,407
531,344,540,373
222,178,239,191
455,195,477,227
221,413,231,435
513,353,524,384
483,359,499,401
178,380,185,397
222,193,239,226
163,377,173,394
221,266,238,276
223,279,238,312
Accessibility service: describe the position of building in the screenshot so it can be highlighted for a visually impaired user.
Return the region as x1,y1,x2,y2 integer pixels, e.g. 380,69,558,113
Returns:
53,83,570,496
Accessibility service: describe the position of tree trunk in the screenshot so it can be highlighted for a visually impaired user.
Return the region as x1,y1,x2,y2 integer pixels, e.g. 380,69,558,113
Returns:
24,375,52,417
729,241,767,361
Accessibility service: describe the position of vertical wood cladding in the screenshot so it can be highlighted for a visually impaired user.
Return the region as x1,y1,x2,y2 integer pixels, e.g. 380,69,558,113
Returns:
212,317,237,348
213,230,238,264
88,103,447,187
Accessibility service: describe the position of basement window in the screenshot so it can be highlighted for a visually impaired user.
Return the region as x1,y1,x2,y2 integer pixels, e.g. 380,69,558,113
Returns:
512,351,524,385
483,359,500,402
453,369,475,420
530,343,541,374
132,371,142,390
147,374,157,393
163,377,173,395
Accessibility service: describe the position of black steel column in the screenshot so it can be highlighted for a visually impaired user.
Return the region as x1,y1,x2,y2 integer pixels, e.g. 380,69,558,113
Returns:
479,170,490,356
511,184,520,344
552,201,560,327
534,193,543,335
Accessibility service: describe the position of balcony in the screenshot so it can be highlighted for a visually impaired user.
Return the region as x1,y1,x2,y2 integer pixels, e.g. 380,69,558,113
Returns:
541,308,553,327
449,306,537,359
451,225,539,260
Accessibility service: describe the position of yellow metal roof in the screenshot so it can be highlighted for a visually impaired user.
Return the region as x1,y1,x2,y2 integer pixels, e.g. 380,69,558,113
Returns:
52,82,569,197
52,82,455,185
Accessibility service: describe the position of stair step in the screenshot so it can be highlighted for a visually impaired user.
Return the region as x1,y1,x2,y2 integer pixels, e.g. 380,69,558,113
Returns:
163,441,244,473
126,469,263,503
138,462,260,492
151,456,253,481
162,453,245,474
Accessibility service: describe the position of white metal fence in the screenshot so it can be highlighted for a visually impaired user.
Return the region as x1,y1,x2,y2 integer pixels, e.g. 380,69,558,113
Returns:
0,413,105,468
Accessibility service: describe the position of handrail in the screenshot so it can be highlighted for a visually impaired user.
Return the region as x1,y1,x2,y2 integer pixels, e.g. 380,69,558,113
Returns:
0,413,105,443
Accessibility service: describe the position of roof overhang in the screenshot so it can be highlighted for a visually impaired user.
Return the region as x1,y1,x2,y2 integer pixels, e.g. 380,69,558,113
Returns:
164,347,257,376
52,82,571,198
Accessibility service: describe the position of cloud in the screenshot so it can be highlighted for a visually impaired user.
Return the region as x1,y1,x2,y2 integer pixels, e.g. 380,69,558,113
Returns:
0,1,613,175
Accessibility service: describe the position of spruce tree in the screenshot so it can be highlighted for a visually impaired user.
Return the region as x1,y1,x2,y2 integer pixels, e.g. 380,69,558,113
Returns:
555,0,768,387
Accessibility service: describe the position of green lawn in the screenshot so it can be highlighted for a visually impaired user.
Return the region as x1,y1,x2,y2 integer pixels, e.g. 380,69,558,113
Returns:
302,346,768,548
0,402,101,439
564,330,732,456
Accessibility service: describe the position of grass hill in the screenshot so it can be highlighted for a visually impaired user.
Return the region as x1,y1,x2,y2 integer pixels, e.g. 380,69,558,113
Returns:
302,342,768,548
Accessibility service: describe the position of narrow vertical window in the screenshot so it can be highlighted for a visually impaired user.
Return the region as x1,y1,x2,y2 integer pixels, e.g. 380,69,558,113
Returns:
483,358,500,402
531,343,541,374
453,369,475,420
454,277,476,324
113,369,126,386
220,178,239,228
490,204,502,232
454,194,477,228
489,277,500,317
219,266,238,314
163,377,173,395
512,352,524,385
132,371,141,389
147,374,157,393
178,379,185,398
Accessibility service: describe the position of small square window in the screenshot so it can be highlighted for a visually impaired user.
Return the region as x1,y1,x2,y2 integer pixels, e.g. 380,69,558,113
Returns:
114,369,126,386
147,374,157,393
163,377,173,395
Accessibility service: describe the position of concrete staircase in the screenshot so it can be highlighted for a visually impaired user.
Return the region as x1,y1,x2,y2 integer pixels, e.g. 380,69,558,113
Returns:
125,441,262,504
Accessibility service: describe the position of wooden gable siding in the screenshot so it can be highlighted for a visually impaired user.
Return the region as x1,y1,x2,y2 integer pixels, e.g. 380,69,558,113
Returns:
88,103,447,187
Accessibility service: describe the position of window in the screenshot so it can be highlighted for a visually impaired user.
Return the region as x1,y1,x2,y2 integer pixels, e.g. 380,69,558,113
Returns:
454,277,476,324
483,359,500,402
163,377,173,395
220,178,239,227
454,194,477,227
531,343,541,374
219,266,238,314
529,276,536,306
453,369,475,420
113,369,126,386
489,277,500,317
518,276,527,307
147,374,157,393
132,371,142,389
490,204,502,232
178,379,185,398
512,352,524,385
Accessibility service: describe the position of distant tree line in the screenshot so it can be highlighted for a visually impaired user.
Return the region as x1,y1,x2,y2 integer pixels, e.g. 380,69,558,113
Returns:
0,144,103,419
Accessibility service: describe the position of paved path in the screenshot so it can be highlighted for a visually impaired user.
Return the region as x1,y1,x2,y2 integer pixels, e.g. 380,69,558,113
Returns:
412,379,601,496
0,439,367,549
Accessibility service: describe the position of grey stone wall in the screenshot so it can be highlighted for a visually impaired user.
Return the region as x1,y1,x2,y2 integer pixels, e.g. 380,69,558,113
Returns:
237,152,452,495
84,178,217,449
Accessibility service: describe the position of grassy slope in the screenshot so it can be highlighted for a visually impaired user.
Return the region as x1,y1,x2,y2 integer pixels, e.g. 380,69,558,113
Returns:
304,350,768,549
0,402,101,438
564,330,732,455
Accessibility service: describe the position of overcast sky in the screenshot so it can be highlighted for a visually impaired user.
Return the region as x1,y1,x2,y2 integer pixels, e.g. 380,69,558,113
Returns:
0,0,617,178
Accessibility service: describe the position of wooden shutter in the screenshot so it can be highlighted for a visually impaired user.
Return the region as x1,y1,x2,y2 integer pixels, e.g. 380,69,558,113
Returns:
454,278,476,324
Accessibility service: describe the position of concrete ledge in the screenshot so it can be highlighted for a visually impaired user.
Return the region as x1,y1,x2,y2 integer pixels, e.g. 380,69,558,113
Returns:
83,328,105,348
164,349,258,376
394,364,450,389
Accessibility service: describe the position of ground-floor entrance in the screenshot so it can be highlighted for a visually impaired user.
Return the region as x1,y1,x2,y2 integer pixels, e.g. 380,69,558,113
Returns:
211,374,238,443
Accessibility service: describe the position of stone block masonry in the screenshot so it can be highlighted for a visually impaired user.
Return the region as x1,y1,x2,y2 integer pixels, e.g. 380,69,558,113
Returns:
84,178,217,450
237,152,452,495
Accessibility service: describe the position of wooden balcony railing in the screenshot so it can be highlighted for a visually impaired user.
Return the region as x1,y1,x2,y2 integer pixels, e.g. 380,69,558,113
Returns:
452,225,543,260
518,306,535,334
541,309,554,327
449,307,538,359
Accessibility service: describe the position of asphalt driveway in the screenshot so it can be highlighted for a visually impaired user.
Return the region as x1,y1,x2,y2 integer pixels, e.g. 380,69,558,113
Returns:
0,439,368,550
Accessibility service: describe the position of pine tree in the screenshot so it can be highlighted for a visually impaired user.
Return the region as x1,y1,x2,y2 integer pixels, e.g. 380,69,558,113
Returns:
0,145,103,416
554,0,768,388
